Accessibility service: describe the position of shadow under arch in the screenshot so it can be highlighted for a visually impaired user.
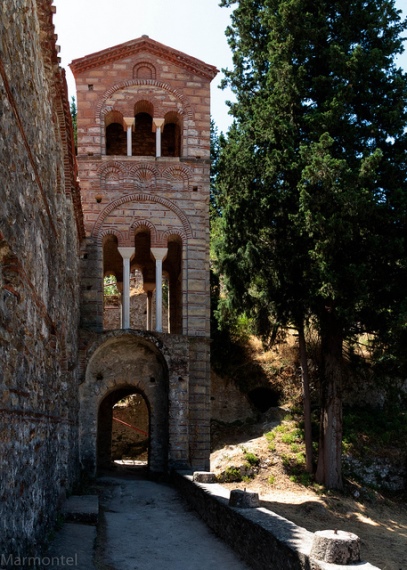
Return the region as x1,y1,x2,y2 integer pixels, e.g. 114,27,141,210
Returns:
80,331,169,476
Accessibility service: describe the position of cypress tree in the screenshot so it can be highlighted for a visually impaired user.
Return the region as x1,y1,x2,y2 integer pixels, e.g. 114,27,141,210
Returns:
217,0,407,489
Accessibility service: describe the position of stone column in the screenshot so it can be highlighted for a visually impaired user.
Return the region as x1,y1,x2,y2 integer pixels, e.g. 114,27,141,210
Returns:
118,247,134,329
123,117,135,157
143,283,155,331
153,118,165,158
151,247,167,332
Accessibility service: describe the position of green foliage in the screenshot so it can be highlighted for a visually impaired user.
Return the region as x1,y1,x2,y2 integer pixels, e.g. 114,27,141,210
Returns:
342,405,407,452
70,96,77,150
244,451,260,467
223,466,243,482
104,275,119,296
217,0,407,489
265,430,276,451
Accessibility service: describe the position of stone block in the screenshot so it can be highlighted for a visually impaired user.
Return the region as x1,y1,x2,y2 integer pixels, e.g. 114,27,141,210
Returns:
62,496,99,524
310,530,360,565
193,471,216,484
229,489,260,509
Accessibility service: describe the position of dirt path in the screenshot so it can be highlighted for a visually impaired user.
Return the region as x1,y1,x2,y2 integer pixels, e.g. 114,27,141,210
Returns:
95,473,251,570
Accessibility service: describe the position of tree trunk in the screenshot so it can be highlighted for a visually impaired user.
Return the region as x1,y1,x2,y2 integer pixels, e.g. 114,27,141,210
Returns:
297,323,313,473
315,309,344,490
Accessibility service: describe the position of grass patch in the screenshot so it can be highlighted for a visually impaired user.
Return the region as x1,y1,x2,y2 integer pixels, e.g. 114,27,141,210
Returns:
223,466,243,482
244,451,260,467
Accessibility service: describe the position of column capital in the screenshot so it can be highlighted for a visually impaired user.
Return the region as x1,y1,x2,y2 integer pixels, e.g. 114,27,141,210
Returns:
151,247,167,262
152,118,165,132
118,247,135,260
123,117,135,130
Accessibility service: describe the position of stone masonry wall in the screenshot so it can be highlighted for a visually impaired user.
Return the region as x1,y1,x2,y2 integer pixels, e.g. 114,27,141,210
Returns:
0,0,82,559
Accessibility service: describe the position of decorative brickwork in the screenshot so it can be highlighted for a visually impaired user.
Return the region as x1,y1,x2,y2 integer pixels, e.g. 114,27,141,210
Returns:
72,36,217,475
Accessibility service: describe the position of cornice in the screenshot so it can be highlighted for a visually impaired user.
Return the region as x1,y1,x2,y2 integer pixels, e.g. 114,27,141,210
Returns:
70,36,218,81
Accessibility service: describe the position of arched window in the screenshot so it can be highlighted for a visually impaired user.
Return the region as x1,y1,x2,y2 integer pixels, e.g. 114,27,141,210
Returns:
103,235,122,330
162,112,182,157
105,111,126,155
163,235,183,334
133,101,155,156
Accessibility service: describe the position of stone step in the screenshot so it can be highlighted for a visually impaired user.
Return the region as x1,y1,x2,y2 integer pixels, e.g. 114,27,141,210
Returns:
62,495,99,524
45,523,97,570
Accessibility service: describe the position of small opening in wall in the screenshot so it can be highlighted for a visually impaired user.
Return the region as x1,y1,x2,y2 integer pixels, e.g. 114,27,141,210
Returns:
88,84,94,91
210,396,215,401
150,377,156,383
178,376,184,382
96,373,103,381
87,285,92,290
192,186,198,192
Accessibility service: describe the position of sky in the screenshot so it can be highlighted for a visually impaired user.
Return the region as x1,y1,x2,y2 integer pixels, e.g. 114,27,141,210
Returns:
54,0,407,135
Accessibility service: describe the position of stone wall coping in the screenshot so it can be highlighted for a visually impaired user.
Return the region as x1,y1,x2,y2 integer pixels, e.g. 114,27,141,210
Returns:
173,472,381,570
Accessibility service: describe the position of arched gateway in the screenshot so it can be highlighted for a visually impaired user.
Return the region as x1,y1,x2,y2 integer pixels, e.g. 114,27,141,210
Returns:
79,330,208,475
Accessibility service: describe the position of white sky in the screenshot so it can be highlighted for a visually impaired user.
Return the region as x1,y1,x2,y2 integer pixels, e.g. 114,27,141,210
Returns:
54,0,407,135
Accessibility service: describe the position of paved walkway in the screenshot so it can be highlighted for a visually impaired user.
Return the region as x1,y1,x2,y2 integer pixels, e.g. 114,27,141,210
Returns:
47,470,251,570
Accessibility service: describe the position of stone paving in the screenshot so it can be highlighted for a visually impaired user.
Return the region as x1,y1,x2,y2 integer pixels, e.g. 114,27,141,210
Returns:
46,470,251,570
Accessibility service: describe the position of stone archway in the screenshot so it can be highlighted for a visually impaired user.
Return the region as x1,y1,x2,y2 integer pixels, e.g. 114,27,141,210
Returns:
98,387,150,468
79,333,169,475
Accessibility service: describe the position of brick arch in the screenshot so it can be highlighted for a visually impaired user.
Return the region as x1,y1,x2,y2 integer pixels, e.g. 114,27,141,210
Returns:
98,161,127,184
98,229,128,247
133,62,156,80
104,109,125,128
96,79,193,121
162,165,191,189
134,99,154,116
130,219,158,245
129,164,158,188
92,193,193,239
162,227,187,244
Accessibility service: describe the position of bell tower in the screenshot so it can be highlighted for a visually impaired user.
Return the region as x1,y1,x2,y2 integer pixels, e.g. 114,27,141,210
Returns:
71,37,217,472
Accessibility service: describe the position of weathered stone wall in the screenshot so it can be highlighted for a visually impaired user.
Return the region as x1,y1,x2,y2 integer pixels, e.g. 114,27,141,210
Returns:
210,371,255,424
0,0,82,559
172,473,380,570
79,330,203,473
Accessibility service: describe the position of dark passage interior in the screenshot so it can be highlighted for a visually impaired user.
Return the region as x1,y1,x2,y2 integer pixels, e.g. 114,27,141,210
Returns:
248,387,280,413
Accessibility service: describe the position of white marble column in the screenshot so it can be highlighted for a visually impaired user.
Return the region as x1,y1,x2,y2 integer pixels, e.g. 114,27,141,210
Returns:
151,247,167,332
123,117,135,157
118,247,134,329
153,118,165,158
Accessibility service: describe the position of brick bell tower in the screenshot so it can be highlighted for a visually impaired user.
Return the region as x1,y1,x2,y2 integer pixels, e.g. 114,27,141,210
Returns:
70,37,217,473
